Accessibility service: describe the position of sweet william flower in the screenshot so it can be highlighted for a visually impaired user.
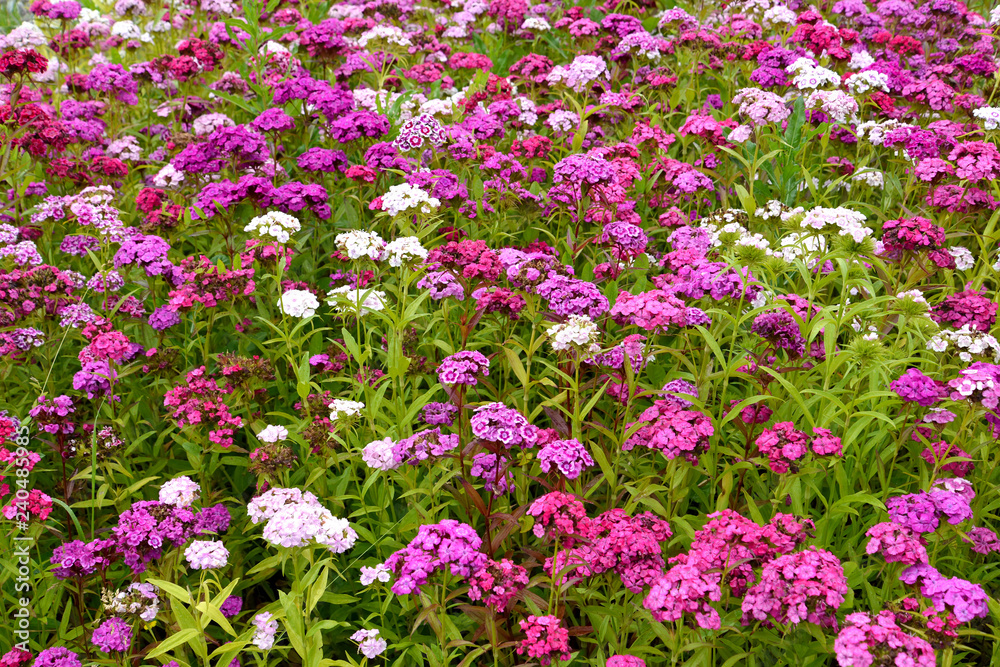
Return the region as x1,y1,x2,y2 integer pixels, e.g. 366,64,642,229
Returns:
277,289,319,318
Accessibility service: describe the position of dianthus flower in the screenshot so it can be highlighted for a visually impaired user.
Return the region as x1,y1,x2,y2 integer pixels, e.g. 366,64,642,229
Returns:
834,611,935,667
249,108,295,133
607,657,646,667
557,509,673,593
527,491,591,543
547,315,601,355
865,522,928,565
536,275,609,319
437,350,489,386
421,402,457,426
335,230,385,261
751,311,805,358
252,611,278,650
470,452,515,496
50,539,117,579
886,493,940,534
891,368,946,406
755,422,810,473
601,222,648,258
810,428,842,457
247,488,356,552
624,399,713,463
611,289,709,331
470,402,537,448
244,211,301,244
644,562,723,629
426,239,502,283
899,565,989,622
965,527,1000,554
467,558,529,611
920,440,973,477
537,438,595,480
91,617,131,653
33,647,81,667
159,476,200,507
360,563,392,586
278,289,319,318
948,362,1000,410
350,628,387,659
379,183,440,217
545,54,608,92
930,288,998,332
732,87,791,126
671,510,814,598
163,367,243,447
516,615,572,666
392,428,458,466
184,539,229,569
741,547,847,627
383,520,486,595
112,500,202,573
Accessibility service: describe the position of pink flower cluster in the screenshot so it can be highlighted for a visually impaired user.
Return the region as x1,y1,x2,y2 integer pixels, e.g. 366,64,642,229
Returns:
834,611,935,667
527,491,591,543
516,615,572,666
755,422,843,473
437,350,490,386
466,558,529,611
163,366,244,447
623,398,714,463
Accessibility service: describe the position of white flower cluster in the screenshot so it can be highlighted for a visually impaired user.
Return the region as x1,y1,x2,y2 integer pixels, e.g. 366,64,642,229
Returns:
111,20,151,42
762,5,796,24
698,214,772,253
248,488,358,552
105,583,160,622
384,236,429,267
278,289,320,318
360,563,392,586
805,89,859,124
362,437,399,471
786,58,840,90
521,17,551,31
896,290,927,305
353,88,423,122
336,230,386,260
928,325,1000,363
381,184,441,217
548,315,601,354
848,51,875,70
245,211,301,244
773,232,827,263
329,399,365,421
357,25,412,48
257,425,289,443
949,246,975,270
856,119,907,147
159,476,201,507
851,169,884,188
800,206,872,242
846,69,889,95
992,5,1000,24
326,286,387,316
546,109,579,133
974,106,1000,130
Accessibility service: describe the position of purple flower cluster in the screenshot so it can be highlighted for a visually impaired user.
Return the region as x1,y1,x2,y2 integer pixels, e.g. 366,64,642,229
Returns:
437,350,490,386
741,547,848,628
383,520,487,595
469,402,537,448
